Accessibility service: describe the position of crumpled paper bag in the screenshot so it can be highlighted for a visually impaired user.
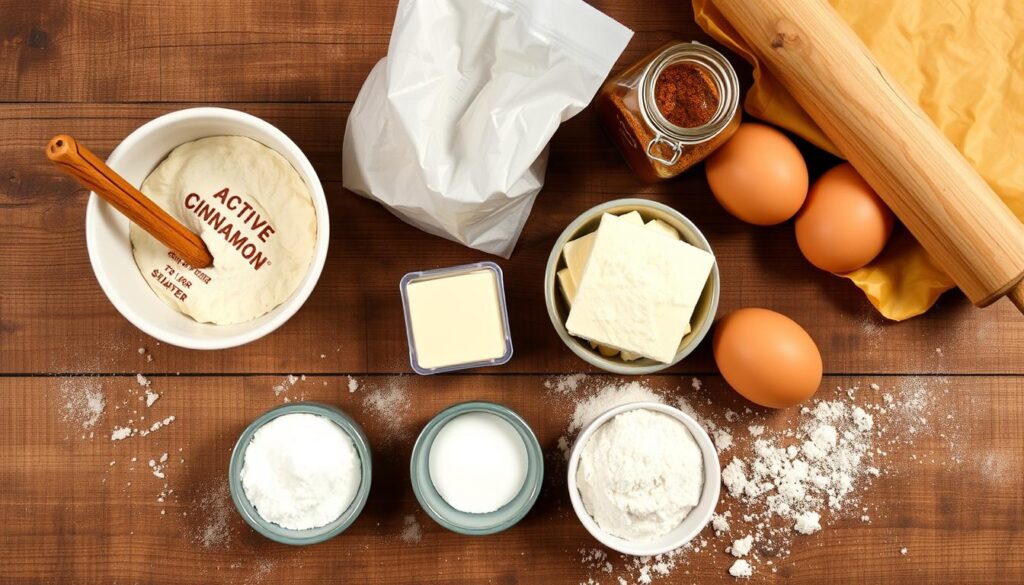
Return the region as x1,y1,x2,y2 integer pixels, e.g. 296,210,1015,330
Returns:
693,0,1024,320
343,0,633,258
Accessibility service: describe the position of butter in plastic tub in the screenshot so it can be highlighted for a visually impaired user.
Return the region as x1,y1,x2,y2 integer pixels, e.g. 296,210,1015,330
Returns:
400,262,513,375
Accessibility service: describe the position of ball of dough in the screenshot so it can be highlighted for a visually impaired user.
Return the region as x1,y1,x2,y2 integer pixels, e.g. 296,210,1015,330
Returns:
705,123,809,226
130,136,317,325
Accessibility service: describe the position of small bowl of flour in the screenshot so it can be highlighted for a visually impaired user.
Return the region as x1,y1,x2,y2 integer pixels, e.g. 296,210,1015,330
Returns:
567,402,720,556
228,402,372,545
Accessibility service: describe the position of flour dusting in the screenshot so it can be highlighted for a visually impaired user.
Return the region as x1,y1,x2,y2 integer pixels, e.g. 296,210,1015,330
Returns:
362,376,411,443
59,378,106,430
549,376,959,584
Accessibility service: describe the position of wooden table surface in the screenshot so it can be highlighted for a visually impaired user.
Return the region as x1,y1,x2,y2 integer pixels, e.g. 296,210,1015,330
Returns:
1,1,1022,584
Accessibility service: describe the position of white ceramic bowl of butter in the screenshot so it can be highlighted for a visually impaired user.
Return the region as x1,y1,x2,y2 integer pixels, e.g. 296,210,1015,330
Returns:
85,107,330,349
544,199,720,374
567,402,721,556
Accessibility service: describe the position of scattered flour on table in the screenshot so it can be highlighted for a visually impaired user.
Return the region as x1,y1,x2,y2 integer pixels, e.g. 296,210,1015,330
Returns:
347,375,360,393
272,374,301,396
728,559,753,578
551,378,664,461
361,376,411,443
400,514,423,544
59,378,106,430
110,415,176,441
550,376,959,584
246,558,277,585
729,535,753,558
192,483,236,549
545,373,589,395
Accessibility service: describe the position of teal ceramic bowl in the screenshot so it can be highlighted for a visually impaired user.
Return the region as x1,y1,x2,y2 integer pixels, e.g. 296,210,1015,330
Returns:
228,402,373,545
410,401,543,535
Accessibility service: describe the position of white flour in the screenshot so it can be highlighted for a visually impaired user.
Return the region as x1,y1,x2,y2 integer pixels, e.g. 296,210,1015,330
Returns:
193,483,236,549
728,559,752,578
361,376,411,443
59,378,106,430
549,375,958,584
400,514,423,544
729,535,752,557
576,409,703,542
240,413,361,530
272,374,300,396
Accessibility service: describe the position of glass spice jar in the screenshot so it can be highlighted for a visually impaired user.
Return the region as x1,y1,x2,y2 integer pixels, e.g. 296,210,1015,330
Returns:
596,41,741,182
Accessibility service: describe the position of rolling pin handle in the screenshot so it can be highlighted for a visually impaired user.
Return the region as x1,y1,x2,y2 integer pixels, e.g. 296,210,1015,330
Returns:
1009,283,1024,314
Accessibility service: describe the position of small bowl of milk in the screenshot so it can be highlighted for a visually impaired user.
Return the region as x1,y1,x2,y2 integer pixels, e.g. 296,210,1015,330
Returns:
228,402,372,545
410,401,543,535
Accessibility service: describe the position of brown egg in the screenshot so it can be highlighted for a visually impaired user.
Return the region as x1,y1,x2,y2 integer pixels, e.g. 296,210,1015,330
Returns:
795,163,895,273
705,123,809,226
713,308,822,409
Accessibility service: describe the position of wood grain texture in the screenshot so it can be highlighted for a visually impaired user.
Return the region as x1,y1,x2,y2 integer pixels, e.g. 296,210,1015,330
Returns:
1,374,1021,585
0,0,718,103
1,104,1021,375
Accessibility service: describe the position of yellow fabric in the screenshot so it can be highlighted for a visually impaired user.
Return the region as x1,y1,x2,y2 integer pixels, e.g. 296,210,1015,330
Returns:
693,0,1024,320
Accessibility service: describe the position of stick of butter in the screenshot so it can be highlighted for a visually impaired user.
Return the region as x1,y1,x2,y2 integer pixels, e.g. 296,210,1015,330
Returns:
566,213,714,364
562,211,643,286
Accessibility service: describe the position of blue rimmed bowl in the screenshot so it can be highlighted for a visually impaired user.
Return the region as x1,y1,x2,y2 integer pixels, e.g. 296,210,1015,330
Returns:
228,402,372,545
410,401,543,535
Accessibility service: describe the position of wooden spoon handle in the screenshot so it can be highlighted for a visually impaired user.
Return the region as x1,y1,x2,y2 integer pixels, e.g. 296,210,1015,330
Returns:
47,134,213,269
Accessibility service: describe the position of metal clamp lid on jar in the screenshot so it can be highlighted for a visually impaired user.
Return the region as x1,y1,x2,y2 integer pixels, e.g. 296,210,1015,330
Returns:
638,42,740,166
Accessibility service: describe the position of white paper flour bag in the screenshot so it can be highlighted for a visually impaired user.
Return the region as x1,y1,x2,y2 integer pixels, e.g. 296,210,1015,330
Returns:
343,0,633,257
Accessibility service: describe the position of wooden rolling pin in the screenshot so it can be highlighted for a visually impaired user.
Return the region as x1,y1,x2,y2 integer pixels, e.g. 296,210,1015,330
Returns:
710,0,1024,313
47,135,214,269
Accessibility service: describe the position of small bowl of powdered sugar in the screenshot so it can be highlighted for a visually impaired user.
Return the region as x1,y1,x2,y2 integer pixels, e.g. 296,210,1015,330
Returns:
228,402,372,545
567,401,720,556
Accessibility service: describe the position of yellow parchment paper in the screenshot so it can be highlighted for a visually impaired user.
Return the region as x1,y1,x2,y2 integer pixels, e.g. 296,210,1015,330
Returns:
693,0,1024,320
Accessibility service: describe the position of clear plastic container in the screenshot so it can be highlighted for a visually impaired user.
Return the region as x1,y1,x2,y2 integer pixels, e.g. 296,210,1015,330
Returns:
400,261,514,375
595,41,741,182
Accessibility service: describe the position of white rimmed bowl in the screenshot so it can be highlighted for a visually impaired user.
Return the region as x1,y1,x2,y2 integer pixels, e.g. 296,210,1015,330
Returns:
567,401,721,556
85,107,329,349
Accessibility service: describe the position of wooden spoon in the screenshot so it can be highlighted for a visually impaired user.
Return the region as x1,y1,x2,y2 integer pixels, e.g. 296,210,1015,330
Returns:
47,134,214,269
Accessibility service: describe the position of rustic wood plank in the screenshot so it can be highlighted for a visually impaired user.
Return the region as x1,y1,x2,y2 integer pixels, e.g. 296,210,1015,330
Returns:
1,374,1020,584
1,104,1020,375
0,0,723,103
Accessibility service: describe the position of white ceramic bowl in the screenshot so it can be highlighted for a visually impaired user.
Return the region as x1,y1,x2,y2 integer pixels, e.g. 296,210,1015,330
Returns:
567,402,721,556
85,107,329,349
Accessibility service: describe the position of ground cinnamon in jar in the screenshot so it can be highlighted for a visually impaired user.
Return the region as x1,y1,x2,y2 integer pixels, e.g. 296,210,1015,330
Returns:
654,63,720,128
595,41,740,182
